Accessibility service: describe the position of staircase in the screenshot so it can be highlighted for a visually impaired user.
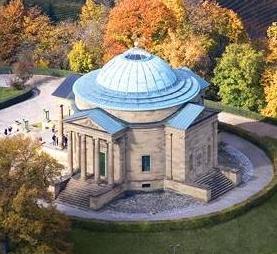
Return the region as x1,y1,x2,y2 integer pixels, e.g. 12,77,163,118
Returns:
194,170,234,200
55,177,114,209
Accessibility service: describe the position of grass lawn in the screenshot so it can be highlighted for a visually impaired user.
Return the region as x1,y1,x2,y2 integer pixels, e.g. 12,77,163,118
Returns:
0,87,24,102
70,191,277,254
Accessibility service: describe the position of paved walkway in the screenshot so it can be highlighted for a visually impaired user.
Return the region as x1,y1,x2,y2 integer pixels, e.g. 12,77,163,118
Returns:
0,75,64,132
218,112,277,139
56,132,274,221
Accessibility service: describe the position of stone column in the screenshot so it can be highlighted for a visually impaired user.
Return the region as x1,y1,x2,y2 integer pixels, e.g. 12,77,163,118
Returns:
67,131,73,175
213,121,218,167
75,133,81,170
80,134,87,180
94,138,100,184
58,104,64,149
107,141,114,185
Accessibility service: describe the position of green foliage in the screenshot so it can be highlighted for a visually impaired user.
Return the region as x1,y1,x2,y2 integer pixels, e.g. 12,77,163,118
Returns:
212,43,265,112
68,40,94,73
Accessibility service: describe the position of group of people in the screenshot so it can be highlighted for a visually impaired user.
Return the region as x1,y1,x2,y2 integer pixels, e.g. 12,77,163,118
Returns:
3,126,15,136
52,131,68,148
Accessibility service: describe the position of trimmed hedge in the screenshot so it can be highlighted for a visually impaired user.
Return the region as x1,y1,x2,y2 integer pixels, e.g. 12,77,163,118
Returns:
71,124,277,232
205,99,277,125
33,68,77,77
0,88,34,110
0,67,77,77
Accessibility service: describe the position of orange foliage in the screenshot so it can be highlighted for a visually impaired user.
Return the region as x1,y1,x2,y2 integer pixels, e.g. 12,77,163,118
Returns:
0,0,24,61
103,0,176,61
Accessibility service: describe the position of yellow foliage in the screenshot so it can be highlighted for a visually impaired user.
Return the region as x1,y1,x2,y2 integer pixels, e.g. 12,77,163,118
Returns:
266,22,277,63
35,58,49,68
80,0,105,26
201,1,247,42
158,31,213,69
68,40,94,73
23,7,52,45
261,67,277,118
160,0,186,25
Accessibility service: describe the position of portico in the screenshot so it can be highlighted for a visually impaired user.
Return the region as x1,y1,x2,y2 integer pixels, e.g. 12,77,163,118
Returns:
64,108,127,186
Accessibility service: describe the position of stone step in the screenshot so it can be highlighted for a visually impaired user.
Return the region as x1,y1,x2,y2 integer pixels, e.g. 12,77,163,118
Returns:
56,177,114,209
194,170,234,201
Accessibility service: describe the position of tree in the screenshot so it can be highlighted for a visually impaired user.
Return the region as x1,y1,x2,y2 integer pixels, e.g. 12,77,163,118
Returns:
0,0,25,62
158,31,213,71
22,6,52,50
0,135,72,254
266,22,277,64
261,68,277,117
261,23,277,118
12,52,34,89
212,43,265,112
34,21,81,69
160,0,187,26
188,1,247,43
68,40,94,72
103,0,176,61
80,0,106,27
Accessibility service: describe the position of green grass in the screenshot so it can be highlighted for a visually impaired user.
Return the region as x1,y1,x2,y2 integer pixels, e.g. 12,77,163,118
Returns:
70,191,277,254
0,87,24,102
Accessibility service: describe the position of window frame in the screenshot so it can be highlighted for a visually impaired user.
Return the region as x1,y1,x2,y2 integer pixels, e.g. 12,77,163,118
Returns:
141,155,151,172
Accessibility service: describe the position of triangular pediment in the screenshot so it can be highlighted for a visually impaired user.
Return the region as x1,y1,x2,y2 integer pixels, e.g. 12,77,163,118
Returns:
71,117,105,132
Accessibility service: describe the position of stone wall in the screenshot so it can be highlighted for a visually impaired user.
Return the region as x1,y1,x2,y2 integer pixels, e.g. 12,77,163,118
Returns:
106,106,180,123
184,116,218,182
126,127,166,188
164,179,211,202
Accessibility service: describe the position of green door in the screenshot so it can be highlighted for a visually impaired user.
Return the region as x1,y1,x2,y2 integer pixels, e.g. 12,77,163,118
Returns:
99,152,106,177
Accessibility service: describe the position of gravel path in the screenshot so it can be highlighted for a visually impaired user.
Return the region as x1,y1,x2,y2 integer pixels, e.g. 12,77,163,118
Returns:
0,75,64,132
218,112,277,139
56,132,273,221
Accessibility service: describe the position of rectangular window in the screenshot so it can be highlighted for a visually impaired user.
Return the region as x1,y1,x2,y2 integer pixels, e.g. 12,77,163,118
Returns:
142,155,151,172
142,183,151,188
99,152,106,177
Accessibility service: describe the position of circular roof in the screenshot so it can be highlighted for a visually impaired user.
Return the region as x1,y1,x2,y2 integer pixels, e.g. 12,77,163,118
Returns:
96,48,177,93
73,48,209,111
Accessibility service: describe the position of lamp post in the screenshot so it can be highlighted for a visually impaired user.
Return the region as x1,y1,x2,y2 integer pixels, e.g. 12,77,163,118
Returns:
169,244,181,254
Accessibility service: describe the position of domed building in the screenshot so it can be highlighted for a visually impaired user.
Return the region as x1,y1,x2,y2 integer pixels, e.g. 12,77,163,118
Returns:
53,47,240,210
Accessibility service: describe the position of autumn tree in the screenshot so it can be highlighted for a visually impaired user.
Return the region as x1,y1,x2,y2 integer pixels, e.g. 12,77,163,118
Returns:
103,0,176,61
0,0,25,62
188,1,247,44
261,68,277,117
34,21,81,69
22,6,52,51
80,0,106,27
158,31,213,70
68,40,94,72
160,0,187,26
261,23,277,117
212,43,265,112
0,135,72,253
266,22,277,63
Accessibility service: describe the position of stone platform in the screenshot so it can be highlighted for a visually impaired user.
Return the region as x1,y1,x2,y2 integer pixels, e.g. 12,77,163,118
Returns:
54,132,273,221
